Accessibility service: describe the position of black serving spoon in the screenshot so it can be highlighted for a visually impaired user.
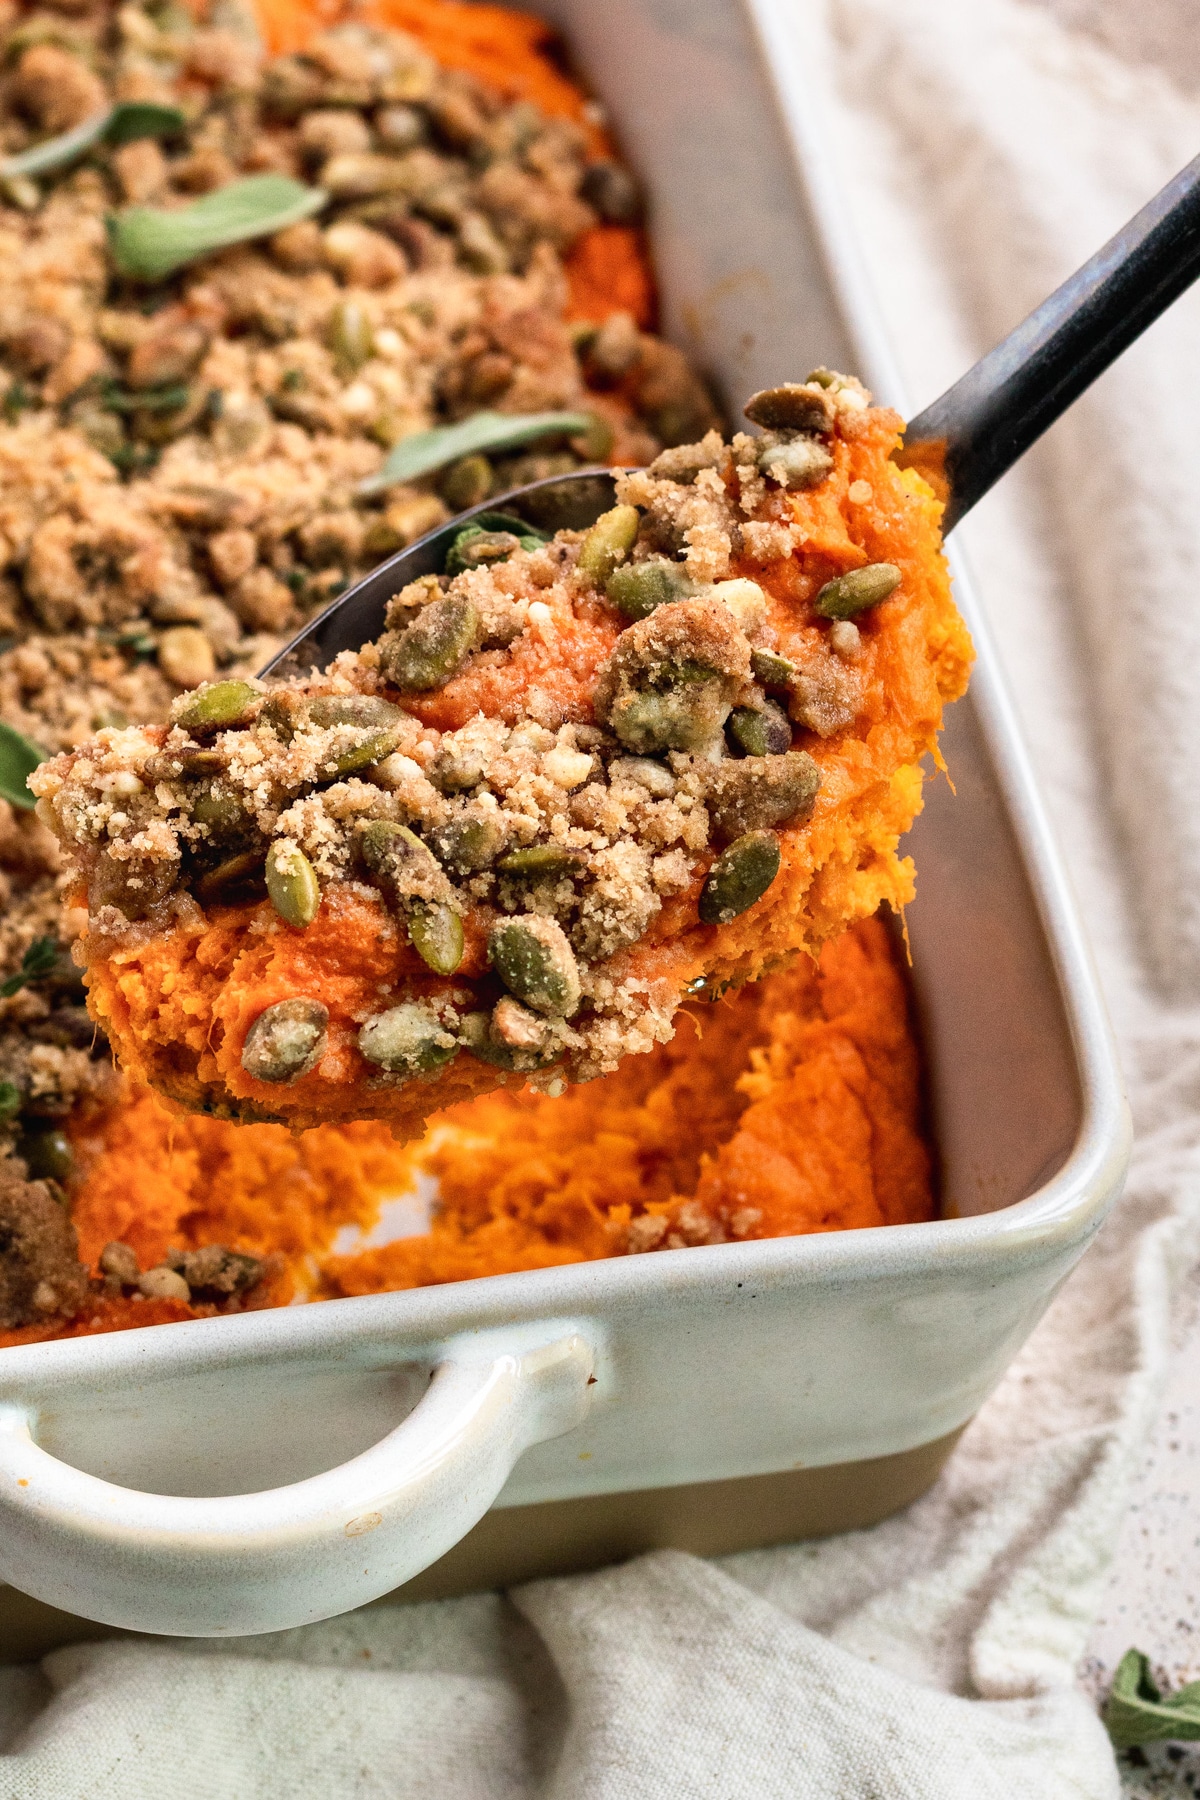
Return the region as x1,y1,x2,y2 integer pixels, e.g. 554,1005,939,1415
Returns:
264,148,1200,680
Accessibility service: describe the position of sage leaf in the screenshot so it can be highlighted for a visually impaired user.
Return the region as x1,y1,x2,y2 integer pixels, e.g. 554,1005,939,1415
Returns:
1103,1648,1200,1749
357,409,595,497
108,174,326,281
0,935,59,999
0,1082,20,1122
0,720,45,811
104,103,187,149
0,102,187,182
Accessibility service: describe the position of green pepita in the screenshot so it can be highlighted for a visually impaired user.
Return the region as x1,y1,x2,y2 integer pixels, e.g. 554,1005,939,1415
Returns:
576,504,640,585
306,695,404,731
749,648,797,689
488,915,581,1018
191,783,254,841
458,1008,518,1070
175,678,260,734
727,701,792,758
328,299,374,373
266,842,320,929
358,1002,457,1074
241,997,328,1084
609,684,729,756
743,384,833,433
815,563,902,620
380,594,478,691
605,556,693,620
326,726,402,777
444,528,522,576
195,850,266,905
408,903,464,975
427,812,505,873
757,436,833,491
703,750,820,844
16,1125,73,1183
439,453,492,511
496,844,580,879
698,830,781,925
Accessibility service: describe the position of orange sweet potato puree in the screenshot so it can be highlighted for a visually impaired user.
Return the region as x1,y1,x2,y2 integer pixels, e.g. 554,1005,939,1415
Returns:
12,913,927,1349
81,408,967,1139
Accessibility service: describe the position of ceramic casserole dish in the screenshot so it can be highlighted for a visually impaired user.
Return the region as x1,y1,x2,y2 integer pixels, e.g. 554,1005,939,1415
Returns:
0,0,1130,1644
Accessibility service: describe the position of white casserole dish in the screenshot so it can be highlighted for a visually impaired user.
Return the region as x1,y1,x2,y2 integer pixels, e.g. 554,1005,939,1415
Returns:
0,0,1130,1643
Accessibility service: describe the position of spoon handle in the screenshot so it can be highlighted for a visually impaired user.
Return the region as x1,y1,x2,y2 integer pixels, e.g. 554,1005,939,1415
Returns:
903,151,1200,532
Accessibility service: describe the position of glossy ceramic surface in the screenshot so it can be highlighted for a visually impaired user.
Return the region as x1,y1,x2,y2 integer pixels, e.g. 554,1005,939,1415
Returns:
0,0,1130,1637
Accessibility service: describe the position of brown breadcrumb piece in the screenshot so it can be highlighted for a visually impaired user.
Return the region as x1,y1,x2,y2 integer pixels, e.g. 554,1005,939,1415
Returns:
0,1158,89,1329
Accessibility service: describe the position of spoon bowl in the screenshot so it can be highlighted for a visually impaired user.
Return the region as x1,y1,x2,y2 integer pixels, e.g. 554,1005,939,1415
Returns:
261,469,619,682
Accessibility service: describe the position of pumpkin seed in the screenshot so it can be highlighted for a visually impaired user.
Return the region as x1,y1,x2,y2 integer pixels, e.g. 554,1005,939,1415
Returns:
459,1005,556,1072
175,678,260,734
427,812,505,873
266,842,320,928
326,726,402,777
699,830,781,924
328,299,374,373
192,783,254,841
427,745,486,793
743,384,833,433
306,695,404,731
496,844,580,879
758,436,833,491
458,1008,511,1067
380,594,478,691
703,750,820,844
439,453,492,511
358,1001,457,1074
605,556,693,620
408,902,464,975
195,850,266,904
489,915,581,1018
17,1125,73,1183
576,504,640,585
609,684,729,756
750,648,796,689
445,529,522,575
815,562,902,619
607,756,675,798
241,997,328,1084
727,701,791,758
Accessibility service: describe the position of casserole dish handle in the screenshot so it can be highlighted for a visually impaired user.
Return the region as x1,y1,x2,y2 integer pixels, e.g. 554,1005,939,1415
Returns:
0,1332,593,1637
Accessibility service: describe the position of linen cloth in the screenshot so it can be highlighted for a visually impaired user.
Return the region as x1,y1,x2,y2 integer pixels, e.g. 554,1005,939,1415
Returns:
2,0,1199,1791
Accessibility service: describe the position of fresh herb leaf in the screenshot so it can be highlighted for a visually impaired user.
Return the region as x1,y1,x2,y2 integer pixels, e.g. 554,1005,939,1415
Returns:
0,102,187,183
1104,1649,1200,1749
0,935,60,999
0,1082,21,1123
0,720,45,810
104,103,187,149
357,409,595,497
101,378,190,415
107,175,327,281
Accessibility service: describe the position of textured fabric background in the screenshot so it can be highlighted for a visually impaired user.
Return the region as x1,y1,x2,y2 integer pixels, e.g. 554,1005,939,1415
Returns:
2,0,1199,1791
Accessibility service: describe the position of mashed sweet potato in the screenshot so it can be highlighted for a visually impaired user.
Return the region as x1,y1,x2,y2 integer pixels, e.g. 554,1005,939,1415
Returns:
34,388,971,1139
